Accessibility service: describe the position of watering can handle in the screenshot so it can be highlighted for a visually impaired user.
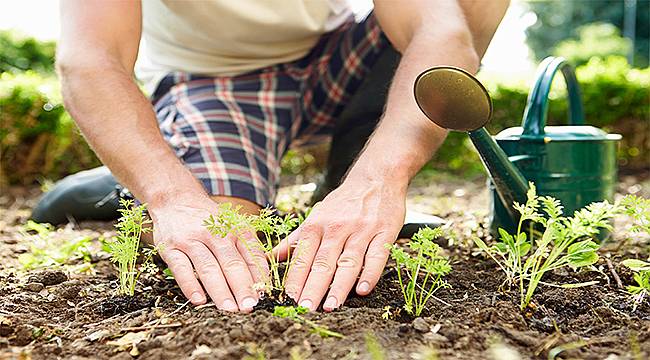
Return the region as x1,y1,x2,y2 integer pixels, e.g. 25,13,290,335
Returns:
521,57,585,138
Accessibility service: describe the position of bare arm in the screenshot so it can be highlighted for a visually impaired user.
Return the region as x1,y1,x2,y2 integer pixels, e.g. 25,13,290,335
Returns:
58,0,265,311
57,0,206,209
283,0,509,311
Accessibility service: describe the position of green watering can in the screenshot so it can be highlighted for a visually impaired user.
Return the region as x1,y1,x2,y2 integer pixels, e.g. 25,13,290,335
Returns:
413,56,621,234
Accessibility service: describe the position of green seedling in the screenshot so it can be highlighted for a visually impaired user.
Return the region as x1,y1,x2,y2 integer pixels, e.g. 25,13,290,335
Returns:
273,305,343,338
474,183,619,310
18,220,92,270
621,194,650,234
621,259,650,311
205,204,301,295
387,227,451,316
106,199,156,296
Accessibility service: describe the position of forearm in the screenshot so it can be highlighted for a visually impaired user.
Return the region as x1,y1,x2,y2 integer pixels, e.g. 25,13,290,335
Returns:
347,27,478,186
59,61,207,207
348,0,507,186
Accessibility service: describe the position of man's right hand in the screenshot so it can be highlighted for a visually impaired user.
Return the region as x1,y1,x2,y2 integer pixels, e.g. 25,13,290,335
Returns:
149,195,269,312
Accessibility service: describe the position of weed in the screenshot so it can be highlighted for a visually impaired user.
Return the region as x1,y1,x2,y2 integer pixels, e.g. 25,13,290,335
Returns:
621,259,650,310
18,220,92,270
273,305,343,338
387,227,451,316
106,199,155,296
474,183,619,310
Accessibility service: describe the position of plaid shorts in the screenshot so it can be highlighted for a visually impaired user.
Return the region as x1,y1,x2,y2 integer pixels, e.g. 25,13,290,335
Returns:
152,13,391,206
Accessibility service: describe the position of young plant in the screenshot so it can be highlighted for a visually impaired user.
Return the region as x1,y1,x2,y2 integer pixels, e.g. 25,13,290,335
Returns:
249,208,300,292
273,305,343,338
621,259,650,311
474,183,619,310
204,204,301,295
106,199,154,296
387,227,451,316
18,220,92,270
620,194,650,233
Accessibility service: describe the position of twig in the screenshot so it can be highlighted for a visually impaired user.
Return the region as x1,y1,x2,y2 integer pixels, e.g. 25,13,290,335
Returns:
605,258,623,289
120,322,183,332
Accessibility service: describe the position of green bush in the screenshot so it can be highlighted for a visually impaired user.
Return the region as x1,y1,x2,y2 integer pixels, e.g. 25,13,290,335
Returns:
429,56,650,174
0,71,99,185
0,30,56,74
554,23,632,67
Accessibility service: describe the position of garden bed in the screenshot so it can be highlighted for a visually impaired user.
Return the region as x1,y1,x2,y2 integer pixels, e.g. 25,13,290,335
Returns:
0,173,648,359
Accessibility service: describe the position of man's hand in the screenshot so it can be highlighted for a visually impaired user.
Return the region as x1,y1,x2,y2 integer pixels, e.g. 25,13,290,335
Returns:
150,196,268,312
276,176,406,311
277,0,508,311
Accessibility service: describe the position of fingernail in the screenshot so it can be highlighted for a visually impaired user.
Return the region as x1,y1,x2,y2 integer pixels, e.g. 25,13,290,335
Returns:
190,292,205,304
242,297,257,310
299,299,313,310
222,299,238,312
324,296,337,310
358,281,370,293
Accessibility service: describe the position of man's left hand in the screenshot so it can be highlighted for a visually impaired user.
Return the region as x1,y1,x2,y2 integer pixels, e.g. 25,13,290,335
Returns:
275,176,406,311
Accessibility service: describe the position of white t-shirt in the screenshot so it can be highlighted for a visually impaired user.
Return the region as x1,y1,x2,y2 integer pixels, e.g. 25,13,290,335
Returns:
136,0,352,92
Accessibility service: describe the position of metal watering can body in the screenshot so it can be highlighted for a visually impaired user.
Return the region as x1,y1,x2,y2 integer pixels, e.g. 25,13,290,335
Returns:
488,57,621,233
413,57,621,235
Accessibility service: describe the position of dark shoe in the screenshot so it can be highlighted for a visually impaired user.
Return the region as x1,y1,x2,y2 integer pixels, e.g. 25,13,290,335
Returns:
31,166,124,225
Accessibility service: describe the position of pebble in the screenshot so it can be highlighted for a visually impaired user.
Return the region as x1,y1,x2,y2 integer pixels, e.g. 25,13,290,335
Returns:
412,318,430,332
24,282,44,292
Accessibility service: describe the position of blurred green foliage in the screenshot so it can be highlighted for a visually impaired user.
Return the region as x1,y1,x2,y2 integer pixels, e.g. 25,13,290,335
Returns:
0,30,55,73
525,0,649,67
0,71,99,185
554,23,632,67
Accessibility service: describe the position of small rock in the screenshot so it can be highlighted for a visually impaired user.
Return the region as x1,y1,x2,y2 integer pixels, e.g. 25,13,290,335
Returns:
24,282,44,292
0,317,13,337
12,324,34,346
412,318,430,332
27,270,67,286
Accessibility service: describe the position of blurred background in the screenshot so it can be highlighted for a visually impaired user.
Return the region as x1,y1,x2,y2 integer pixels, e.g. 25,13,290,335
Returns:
1,0,648,190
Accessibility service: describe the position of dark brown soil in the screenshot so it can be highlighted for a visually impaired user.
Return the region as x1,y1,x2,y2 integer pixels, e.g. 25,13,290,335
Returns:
0,173,648,359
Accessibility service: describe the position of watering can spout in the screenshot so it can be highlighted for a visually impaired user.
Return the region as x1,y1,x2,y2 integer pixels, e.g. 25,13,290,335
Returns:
413,66,530,221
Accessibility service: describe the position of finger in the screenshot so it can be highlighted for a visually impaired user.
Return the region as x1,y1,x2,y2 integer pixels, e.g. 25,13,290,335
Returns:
272,227,300,262
184,243,238,312
206,235,259,312
283,223,322,302
160,248,206,305
357,232,395,296
298,224,349,311
236,231,271,288
323,235,370,311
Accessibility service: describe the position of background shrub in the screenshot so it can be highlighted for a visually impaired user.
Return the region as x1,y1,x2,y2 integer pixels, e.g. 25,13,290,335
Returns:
0,71,99,186
0,30,55,74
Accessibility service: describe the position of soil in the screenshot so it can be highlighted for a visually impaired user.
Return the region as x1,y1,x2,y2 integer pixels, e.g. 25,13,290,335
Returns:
0,172,649,359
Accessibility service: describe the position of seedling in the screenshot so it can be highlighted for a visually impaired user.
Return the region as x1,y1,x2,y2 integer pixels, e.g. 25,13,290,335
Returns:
620,195,650,233
621,259,650,310
474,183,619,310
18,220,92,270
106,199,155,296
273,305,343,338
387,227,451,316
204,204,301,296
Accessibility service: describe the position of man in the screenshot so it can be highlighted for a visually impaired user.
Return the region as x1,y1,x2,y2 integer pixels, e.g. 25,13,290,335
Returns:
44,0,508,313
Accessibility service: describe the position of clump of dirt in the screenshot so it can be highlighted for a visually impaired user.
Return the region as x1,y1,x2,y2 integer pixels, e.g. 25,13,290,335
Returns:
27,269,67,286
96,292,157,316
